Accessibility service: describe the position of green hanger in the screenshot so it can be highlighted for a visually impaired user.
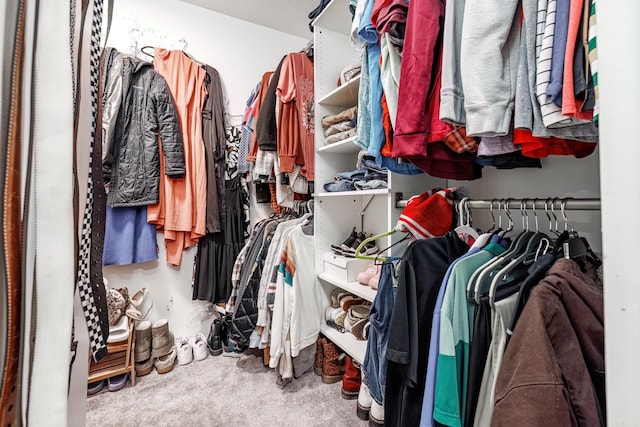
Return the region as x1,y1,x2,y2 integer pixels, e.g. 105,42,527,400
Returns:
354,229,398,261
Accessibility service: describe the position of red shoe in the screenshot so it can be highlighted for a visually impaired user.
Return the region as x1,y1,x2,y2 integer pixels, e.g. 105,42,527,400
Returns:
341,356,361,400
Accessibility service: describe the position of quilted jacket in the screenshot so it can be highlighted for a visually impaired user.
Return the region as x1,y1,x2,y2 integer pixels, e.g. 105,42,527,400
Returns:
105,53,184,207
229,220,278,346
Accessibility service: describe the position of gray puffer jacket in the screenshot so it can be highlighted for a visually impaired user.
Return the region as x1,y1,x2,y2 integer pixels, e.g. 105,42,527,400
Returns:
105,53,185,207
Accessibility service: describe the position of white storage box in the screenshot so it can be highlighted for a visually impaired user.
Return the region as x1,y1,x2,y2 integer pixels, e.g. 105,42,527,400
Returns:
323,252,371,283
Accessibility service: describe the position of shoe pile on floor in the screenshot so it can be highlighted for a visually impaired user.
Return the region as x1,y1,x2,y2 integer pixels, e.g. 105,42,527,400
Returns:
314,336,384,427
330,227,379,257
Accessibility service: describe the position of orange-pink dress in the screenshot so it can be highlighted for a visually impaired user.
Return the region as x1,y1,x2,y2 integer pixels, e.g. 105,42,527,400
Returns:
150,48,207,265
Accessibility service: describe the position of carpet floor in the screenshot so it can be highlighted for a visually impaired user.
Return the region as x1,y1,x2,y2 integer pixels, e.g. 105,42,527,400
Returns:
86,351,369,426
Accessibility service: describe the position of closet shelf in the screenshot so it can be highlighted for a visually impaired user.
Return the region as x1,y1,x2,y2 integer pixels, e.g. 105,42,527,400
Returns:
315,188,389,198
318,75,360,107
320,323,367,364
311,0,352,36
318,272,377,302
318,136,361,154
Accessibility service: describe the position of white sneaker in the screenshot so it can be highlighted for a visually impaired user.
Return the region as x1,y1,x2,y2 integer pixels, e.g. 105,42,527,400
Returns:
191,333,208,361
176,336,193,365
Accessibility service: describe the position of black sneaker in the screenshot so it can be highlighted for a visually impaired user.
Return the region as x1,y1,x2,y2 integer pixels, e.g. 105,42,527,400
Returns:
343,232,379,257
207,318,223,356
331,227,358,255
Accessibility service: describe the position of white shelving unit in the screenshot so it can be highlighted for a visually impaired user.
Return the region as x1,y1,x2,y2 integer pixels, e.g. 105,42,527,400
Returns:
318,272,377,302
317,75,360,107
312,0,444,363
320,323,368,364
317,135,360,154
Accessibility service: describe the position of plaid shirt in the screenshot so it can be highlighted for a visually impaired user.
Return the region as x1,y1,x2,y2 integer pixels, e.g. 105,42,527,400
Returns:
443,126,479,154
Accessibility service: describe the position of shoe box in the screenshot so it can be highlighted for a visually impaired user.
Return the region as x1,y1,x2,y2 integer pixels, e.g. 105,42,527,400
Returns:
323,252,371,283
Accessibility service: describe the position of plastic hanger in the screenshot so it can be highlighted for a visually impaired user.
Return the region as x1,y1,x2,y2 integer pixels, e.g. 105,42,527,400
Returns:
558,198,602,267
353,229,397,262
471,199,498,249
471,200,536,304
454,197,481,242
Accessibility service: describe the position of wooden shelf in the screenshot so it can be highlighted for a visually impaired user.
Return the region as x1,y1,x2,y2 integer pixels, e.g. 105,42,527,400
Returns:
315,188,389,198
88,320,136,387
318,135,361,154
318,75,360,107
320,323,367,364
318,272,377,302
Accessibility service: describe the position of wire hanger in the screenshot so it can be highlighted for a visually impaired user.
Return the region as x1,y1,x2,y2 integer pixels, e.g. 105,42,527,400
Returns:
140,45,155,58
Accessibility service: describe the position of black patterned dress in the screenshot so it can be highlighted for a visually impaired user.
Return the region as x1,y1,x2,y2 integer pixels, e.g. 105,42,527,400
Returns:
193,126,249,303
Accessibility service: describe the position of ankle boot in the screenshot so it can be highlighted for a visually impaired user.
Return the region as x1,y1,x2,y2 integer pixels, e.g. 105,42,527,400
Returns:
220,313,231,353
314,337,325,376
134,320,152,363
321,339,346,384
208,318,222,356
341,356,361,400
151,319,175,359
369,399,384,427
357,382,373,420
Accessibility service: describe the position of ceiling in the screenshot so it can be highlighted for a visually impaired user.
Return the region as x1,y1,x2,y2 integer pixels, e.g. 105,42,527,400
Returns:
178,0,320,39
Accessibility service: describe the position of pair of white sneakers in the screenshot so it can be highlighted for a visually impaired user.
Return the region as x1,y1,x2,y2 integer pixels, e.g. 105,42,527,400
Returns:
175,333,209,365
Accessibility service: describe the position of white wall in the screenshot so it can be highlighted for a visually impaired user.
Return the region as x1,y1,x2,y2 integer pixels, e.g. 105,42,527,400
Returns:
102,0,307,339
598,0,640,424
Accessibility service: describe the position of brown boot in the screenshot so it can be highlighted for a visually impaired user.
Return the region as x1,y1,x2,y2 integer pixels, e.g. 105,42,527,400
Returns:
341,356,361,399
321,339,346,384
314,337,325,376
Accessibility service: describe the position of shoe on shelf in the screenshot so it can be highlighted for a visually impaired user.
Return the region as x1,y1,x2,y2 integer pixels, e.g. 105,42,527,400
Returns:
369,399,384,427
314,336,326,376
357,263,381,286
107,373,129,392
87,379,105,396
357,382,372,420
135,358,154,377
208,318,223,356
343,232,379,258
126,287,152,321
155,346,177,374
191,333,209,361
341,357,361,400
330,227,358,255
151,319,175,359
321,339,346,384
176,336,193,365
134,320,152,363
368,266,382,290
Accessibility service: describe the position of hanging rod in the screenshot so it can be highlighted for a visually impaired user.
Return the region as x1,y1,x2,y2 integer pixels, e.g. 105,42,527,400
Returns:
394,194,601,211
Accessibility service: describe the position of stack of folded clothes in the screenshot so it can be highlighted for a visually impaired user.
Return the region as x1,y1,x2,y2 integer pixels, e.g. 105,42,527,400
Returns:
325,289,371,341
324,151,389,192
322,106,358,144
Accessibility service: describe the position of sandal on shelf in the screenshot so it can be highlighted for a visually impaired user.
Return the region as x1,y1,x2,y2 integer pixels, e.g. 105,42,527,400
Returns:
126,287,152,321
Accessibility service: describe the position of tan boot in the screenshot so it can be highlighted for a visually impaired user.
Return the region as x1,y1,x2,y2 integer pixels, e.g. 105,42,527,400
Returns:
134,320,152,363
151,319,175,359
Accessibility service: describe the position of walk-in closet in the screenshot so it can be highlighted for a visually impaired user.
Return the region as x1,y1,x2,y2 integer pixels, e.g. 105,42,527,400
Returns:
0,0,637,425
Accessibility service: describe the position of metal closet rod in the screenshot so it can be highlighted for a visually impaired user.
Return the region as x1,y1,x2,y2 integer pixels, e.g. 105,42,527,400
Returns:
395,197,601,210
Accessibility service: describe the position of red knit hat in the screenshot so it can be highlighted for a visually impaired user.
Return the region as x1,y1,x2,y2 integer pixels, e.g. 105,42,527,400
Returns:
396,189,454,239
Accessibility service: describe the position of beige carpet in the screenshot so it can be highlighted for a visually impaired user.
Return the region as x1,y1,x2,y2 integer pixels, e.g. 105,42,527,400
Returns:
86,351,368,426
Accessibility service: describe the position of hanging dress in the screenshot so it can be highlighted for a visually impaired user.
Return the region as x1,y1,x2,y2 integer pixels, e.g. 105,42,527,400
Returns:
193,127,248,303
150,49,207,265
